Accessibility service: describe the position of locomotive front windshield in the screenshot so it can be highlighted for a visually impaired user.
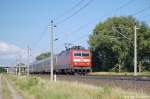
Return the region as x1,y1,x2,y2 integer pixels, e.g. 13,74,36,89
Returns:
74,52,89,57
82,53,89,56
74,53,81,56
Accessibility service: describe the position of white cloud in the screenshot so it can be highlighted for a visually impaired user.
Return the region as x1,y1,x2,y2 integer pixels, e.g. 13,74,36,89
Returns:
0,41,28,65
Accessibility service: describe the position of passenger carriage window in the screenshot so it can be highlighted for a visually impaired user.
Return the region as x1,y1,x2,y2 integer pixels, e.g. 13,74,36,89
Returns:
82,53,89,56
74,53,81,56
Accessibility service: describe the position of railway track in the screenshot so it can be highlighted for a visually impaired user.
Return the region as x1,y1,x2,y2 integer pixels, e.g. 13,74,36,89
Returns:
73,75,150,81
32,74,150,94
34,74,150,81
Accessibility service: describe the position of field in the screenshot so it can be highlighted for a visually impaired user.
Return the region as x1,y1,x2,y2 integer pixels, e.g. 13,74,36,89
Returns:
5,74,150,99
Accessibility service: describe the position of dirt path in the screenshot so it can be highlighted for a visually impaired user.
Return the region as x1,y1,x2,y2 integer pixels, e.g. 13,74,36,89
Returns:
0,75,2,99
6,78,23,99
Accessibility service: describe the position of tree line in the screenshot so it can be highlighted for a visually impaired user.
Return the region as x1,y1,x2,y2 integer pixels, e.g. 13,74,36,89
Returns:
88,16,150,72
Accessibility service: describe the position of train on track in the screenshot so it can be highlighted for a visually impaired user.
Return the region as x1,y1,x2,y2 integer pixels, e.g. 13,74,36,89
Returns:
29,46,92,74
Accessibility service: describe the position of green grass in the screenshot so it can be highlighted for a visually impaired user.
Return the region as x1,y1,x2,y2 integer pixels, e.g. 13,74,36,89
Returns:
2,76,11,99
6,75,150,99
89,72,150,76
138,72,150,76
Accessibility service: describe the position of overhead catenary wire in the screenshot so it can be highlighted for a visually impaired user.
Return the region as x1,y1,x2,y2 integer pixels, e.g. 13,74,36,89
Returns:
53,0,85,21
73,6,150,48
32,0,87,50
55,0,135,49
57,0,135,40
35,0,133,52
132,6,150,16
32,25,48,50
33,0,149,54
59,0,150,49
55,0,94,24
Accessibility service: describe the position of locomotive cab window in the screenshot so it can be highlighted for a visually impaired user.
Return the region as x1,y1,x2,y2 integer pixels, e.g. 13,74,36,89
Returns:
74,53,81,56
82,53,89,56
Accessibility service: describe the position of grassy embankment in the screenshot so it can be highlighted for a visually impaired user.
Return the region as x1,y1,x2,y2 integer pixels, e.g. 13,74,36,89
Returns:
1,76,11,99
6,74,150,99
89,72,150,76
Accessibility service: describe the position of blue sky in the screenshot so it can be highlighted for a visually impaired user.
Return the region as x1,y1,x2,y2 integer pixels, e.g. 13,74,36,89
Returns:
0,0,150,66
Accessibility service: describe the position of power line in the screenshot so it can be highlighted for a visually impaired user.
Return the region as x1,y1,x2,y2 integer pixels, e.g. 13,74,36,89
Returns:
66,1,150,48
53,0,85,21
72,35,88,45
32,0,86,50
57,0,134,39
55,0,134,48
55,0,94,24
74,4,150,50
35,0,133,52
132,6,150,16
32,25,48,50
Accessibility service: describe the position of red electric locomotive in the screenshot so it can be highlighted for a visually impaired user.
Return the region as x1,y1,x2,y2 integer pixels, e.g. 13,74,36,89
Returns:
55,46,92,74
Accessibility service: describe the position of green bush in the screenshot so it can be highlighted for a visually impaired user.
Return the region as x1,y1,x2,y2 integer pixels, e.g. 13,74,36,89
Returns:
0,67,6,73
